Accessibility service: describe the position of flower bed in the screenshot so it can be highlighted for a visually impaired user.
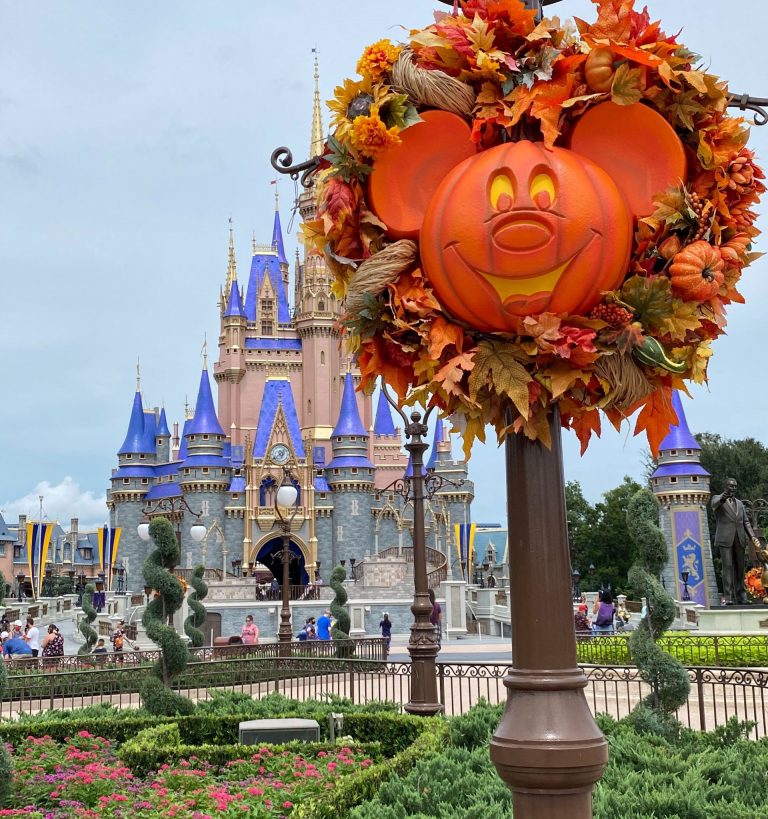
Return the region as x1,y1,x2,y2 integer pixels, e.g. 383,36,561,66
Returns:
5,730,377,818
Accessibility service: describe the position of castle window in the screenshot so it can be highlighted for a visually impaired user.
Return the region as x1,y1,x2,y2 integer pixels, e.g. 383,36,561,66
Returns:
686,449,693,455
692,476,699,483
123,479,129,485
232,493,239,500
203,434,209,440
261,298,274,315
319,493,326,500
670,450,677,456
13,545,21,560
261,320,274,336
202,468,209,474
350,436,356,441
125,454,132,460
351,468,358,474
0,544,6,558
184,468,190,475
140,454,146,460
63,542,72,562
141,478,148,484
669,477,678,484
320,351,325,365
308,399,312,415
319,300,325,311
333,469,340,475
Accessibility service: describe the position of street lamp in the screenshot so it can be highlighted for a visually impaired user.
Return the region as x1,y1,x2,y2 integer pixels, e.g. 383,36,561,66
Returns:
681,571,691,602
571,568,582,601
137,498,206,554
275,472,300,656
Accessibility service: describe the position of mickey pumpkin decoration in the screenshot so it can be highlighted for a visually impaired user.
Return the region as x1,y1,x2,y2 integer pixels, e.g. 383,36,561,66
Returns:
303,0,763,455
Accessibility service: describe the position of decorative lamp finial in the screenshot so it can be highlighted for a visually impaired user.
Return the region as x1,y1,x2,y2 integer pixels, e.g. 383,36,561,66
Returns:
136,357,141,392
226,218,237,292
202,334,208,370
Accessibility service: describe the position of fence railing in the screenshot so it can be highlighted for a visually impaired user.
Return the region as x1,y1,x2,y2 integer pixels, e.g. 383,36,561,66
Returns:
4,637,387,675
354,546,448,589
2,657,768,739
575,634,768,667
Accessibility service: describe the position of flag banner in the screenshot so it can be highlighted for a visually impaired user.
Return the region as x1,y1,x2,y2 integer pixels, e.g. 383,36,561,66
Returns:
98,527,122,591
27,522,54,599
454,523,476,580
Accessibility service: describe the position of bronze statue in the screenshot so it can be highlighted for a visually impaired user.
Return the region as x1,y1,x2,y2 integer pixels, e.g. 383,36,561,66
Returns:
711,478,761,604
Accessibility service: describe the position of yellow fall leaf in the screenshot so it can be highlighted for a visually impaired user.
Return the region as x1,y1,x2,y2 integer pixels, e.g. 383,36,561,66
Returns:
468,341,532,419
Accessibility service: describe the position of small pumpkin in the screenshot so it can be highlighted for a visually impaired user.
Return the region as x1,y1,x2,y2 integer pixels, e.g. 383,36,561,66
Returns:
669,241,725,302
585,48,615,93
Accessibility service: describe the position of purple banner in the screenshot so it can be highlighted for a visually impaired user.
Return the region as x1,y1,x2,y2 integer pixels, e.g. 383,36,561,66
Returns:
673,510,708,606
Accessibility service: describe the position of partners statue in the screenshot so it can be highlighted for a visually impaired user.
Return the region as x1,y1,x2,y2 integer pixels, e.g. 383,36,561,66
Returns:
711,478,761,605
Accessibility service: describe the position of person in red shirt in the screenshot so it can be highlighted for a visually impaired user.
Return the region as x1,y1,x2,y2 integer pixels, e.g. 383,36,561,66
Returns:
241,615,259,646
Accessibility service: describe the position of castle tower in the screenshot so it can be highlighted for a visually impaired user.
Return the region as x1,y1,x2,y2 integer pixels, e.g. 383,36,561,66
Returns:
177,364,230,570
652,391,718,606
156,407,171,463
372,389,407,489
326,373,375,567
109,377,154,589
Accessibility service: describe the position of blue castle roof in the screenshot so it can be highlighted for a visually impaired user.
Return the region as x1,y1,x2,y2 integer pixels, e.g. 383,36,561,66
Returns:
404,453,426,479
244,254,291,324
187,369,225,437
272,210,288,266
145,483,182,500
228,476,246,493
177,418,192,461
245,338,301,351
658,391,700,452
118,391,154,455
253,379,306,460
333,374,368,438
157,407,171,437
426,418,444,471
224,279,245,317
0,513,15,544
141,410,157,454
373,390,397,436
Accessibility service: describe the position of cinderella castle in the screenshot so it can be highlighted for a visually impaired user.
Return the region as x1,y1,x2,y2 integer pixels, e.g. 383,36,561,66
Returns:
107,61,474,597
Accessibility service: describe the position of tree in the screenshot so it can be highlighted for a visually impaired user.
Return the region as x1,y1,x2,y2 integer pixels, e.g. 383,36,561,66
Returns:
184,565,208,648
77,583,98,656
567,477,642,595
329,565,353,657
141,517,194,715
626,488,690,722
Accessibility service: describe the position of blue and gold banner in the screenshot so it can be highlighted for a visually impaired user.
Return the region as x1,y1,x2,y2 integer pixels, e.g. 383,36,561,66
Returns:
454,522,476,580
672,509,708,606
98,527,122,591
26,522,54,599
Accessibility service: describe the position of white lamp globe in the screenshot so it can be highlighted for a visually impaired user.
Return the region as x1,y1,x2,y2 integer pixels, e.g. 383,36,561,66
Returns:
276,484,299,509
137,522,150,542
190,523,207,543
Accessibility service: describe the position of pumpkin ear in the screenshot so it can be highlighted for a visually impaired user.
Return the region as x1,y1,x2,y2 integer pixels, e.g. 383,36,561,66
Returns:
569,102,687,218
368,110,476,239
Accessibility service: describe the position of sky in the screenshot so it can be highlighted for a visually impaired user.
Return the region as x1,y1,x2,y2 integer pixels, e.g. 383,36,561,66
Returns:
1,0,767,529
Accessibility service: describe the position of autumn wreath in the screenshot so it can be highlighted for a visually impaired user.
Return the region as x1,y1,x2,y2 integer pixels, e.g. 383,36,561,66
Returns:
301,0,763,456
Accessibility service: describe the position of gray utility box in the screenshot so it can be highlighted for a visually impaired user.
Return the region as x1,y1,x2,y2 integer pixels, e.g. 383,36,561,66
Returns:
238,718,321,746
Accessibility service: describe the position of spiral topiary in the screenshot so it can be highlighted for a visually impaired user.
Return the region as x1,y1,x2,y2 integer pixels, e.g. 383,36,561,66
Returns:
627,489,690,717
77,583,98,656
183,564,208,648
329,564,354,657
140,517,194,715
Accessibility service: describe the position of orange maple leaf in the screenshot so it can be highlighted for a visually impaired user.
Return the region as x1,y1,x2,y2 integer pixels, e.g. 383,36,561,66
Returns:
586,0,634,44
428,316,466,359
570,408,602,455
358,337,413,400
634,386,678,456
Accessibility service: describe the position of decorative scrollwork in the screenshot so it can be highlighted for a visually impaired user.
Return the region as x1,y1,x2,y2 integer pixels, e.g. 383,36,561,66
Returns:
728,95,768,127
270,147,322,188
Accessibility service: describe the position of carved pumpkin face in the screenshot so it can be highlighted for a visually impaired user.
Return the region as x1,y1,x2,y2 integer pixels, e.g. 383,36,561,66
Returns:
367,104,687,332
420,142,633,330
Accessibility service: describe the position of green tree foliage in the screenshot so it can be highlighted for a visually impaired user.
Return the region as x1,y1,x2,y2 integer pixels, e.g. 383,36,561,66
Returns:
330,564,354,657
77,583,98,656
626,488,690,716
183,565,208,648
567,477,642,594
140,517,193,715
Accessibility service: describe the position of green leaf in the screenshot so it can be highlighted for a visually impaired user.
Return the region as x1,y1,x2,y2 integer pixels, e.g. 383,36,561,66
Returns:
611,63,644,106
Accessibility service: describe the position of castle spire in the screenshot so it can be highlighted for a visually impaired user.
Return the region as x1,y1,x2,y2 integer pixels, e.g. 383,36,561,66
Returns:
224,278,245,317
226,220,237,292
426,417,445,471
373,389,397,436
187,366,225,436
272,206,288,266
332,373,367,438
658,391,700,452
310,51,324,159
118,389,150,455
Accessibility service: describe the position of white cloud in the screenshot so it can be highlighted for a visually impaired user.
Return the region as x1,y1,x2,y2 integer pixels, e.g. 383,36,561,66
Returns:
1,477,107,530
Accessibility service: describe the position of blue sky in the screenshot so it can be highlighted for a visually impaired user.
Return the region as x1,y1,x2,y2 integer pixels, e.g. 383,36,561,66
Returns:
1,0,767,527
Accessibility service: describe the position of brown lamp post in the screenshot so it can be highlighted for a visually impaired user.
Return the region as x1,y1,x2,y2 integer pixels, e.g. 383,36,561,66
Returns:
274,471,300,657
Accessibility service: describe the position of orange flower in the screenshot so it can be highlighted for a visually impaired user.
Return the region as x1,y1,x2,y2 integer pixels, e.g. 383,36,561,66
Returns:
356,39,401,82
349,106,400,159
744,568,766,600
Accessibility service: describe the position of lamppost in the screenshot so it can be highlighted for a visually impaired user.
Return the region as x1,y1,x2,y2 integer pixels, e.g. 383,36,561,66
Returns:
380,383,463,717
138,498,206,551
67,569,76,595
274,471,300,656
681,571,691,602
571,568,582,601
76,571,86,607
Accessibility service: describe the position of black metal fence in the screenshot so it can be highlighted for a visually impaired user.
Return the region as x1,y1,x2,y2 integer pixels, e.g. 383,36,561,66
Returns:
3,656,768,739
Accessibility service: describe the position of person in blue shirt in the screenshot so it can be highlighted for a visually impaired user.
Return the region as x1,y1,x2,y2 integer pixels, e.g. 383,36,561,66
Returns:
316,610,332,641
3,632,33,658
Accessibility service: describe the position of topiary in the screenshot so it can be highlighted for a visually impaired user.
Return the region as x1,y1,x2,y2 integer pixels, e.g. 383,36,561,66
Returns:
183,565,208,648
140,517,193,715
77,583,98,656
626,488,690,715
330,564,354,657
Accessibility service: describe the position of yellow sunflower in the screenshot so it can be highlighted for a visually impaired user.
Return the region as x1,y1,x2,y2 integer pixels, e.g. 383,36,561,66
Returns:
328,77,392,141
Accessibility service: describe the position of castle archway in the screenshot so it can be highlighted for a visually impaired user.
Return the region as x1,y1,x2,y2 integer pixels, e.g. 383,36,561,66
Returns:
253,534,309,587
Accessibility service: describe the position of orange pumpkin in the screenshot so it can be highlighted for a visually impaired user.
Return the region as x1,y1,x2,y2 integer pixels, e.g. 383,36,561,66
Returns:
669,241,725,302
585,48,615,93
419,141,633,330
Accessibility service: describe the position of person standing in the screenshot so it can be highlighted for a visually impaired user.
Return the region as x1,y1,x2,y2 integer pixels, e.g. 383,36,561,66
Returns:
711,478,761,605
316,610,332,641
379,612,392,655
428,589,442,646
24,617,40,658
3,629,32,658
241,615,259,646
41,624,64,659
592,590,615,635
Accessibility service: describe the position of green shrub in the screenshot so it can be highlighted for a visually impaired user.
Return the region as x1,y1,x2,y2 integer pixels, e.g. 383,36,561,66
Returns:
448,699,503,749
183,565,208,648
77,583,98,656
